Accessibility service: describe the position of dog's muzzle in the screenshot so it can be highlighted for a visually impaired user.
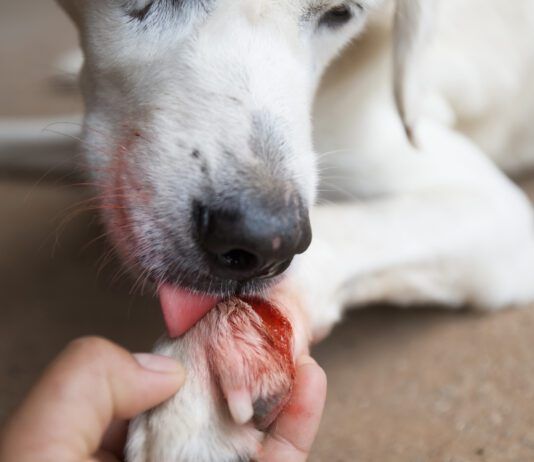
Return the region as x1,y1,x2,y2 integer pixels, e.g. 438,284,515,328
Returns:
193,191,312,283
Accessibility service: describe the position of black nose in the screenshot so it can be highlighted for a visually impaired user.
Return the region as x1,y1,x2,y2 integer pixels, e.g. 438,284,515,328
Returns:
194,196,312,281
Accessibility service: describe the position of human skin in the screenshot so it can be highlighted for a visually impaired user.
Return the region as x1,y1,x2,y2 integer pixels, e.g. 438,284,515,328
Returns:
0,337,326,462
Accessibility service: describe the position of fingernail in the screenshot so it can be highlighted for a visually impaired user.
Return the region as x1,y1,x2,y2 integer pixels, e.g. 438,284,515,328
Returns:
296,355,317,367
134,353,185,376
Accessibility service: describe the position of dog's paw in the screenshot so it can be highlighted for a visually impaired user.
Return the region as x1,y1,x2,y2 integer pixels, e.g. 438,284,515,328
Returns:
126,297,296,462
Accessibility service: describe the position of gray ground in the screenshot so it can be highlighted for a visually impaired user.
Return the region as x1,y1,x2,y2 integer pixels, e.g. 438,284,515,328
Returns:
2,1,534,460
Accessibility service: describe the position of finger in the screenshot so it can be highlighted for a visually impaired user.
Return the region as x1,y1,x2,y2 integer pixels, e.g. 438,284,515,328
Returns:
89,450,121,462
0,337,184,462
260,356,327,462
101,420,129,458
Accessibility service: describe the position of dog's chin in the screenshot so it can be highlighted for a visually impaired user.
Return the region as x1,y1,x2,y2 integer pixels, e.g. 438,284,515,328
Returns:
153,271,284,338
156,270,281,296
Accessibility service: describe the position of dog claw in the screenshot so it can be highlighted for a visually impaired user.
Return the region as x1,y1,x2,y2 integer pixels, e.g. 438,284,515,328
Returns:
227,388,254,425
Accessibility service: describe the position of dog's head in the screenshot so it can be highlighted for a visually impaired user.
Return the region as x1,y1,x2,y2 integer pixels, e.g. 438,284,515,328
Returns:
58,0,432,300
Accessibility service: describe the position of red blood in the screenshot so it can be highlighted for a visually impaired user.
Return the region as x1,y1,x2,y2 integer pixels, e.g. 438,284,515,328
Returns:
104,129,154,258
242,297,294,376
242,297,297,430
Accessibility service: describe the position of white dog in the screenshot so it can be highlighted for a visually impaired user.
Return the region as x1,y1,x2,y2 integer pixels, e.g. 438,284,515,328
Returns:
54,0,534,460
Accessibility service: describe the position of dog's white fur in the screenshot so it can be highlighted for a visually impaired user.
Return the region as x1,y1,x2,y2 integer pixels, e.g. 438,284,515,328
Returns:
55,0,534,460
305,0,534,332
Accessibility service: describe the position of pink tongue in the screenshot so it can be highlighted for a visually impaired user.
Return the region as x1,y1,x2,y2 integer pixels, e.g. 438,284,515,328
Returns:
159,284,221,338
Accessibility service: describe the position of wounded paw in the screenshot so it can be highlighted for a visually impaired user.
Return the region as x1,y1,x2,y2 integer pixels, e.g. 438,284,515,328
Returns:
126,297,296,462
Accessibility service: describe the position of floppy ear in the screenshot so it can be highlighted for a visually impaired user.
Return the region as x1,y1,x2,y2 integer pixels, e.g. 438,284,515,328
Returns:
393,0,435,144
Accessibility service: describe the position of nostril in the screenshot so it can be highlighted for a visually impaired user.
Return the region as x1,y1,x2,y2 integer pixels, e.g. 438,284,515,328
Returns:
216,249,260,273
258,258,293,279
192,199,309,281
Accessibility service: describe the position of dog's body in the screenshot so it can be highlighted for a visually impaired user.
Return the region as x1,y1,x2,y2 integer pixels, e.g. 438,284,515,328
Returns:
307,0,534,333
56,0,534,460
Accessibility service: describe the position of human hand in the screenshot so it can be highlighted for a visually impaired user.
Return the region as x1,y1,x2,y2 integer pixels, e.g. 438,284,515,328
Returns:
260,355,327,462
0,337,185,462
0,337,326,462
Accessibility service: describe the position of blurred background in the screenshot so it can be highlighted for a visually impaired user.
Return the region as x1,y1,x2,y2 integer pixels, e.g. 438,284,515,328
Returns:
2,1,534,461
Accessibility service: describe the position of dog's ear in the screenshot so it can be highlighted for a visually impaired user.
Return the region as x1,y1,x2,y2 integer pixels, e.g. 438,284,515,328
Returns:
393,0,435,144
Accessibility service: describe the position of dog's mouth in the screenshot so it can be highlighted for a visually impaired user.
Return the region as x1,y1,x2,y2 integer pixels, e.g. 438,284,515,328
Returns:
138,252,286,337
159,284,223,338
158,280,282,337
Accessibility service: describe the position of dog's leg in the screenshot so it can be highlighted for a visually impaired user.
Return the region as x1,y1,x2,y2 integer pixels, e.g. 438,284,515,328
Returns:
126,297,311,462
292,120,534,340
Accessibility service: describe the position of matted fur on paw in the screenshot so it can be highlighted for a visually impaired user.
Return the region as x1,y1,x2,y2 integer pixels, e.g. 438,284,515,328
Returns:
126,297,295,462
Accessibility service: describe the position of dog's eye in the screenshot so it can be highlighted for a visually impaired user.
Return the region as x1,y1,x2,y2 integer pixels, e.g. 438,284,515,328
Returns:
128,0,155,21
319,4,355,29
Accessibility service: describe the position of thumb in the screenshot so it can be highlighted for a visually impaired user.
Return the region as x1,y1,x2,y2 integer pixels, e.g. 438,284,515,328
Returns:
0,337,184,462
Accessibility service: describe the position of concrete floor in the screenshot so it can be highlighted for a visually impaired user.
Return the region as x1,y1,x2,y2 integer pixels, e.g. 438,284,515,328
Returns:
2,1,534,461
